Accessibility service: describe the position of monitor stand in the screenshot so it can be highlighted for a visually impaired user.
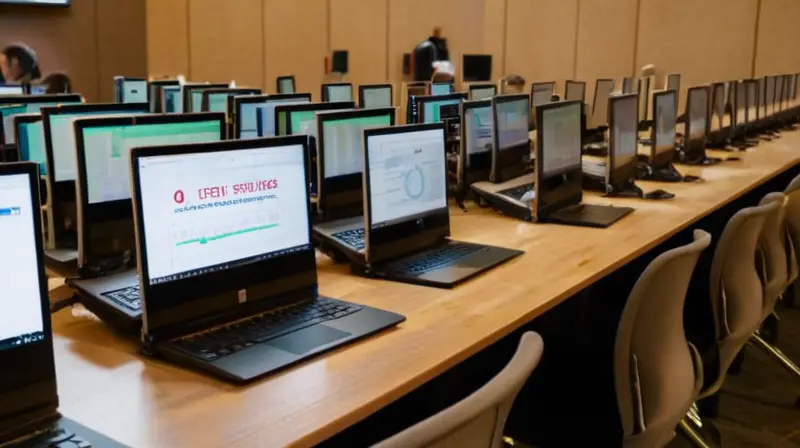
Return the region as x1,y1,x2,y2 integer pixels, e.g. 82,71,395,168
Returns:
677,148,723,166
640,162,686,183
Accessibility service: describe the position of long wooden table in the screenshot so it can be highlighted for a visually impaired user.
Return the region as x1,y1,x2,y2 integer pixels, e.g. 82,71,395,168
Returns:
50,132,800,447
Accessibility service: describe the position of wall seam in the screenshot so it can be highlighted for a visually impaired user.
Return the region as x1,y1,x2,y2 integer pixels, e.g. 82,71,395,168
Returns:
186,0,192,79
751,0,763,77
631,0,642,76
572,0,581,79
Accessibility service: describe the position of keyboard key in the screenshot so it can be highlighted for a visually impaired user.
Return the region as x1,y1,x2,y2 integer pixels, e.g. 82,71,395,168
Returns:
390,244,488,276
332,228,365,250
498,183,534,201
101,285,141,311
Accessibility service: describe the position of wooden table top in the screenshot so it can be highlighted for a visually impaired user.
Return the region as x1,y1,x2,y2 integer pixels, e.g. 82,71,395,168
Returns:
50,132,800,448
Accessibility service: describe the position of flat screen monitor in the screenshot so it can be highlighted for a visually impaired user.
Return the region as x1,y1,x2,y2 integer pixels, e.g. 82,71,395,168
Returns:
359,85,393,109
468,84,496,101
462,55,492,82
322,83,353,102
609,93,639,185
564,81,586,103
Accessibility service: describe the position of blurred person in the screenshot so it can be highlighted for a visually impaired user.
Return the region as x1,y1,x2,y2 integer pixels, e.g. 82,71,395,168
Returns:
1,44,41,83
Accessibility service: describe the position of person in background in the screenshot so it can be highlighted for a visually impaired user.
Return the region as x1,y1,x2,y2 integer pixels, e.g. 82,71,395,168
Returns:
41,73,72,94
412,27,451,82
0,44,41,83
502,74,526,94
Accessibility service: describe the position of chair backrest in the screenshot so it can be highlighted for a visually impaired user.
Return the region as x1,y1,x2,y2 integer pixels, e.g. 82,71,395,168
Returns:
708,199,779,385
783,175,800,283
614,229,711,447
372,332,544,448
758,192,788,320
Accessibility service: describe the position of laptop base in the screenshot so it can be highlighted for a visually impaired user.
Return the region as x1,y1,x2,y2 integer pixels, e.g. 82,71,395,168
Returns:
542,203,634,229
471,176,536,222
3,416,127,448
68,270,141,336
354,240,523,288
583,176,644,199
44,249,78,278
149,296,405,384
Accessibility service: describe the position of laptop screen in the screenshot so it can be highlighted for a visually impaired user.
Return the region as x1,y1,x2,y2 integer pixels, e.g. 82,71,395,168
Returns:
2,99,82,144
137,144,310,285
465,102,492,156
540,102,582,177
611,94,638,172
362,87,392,109
431,83,453,96
206,92,230,113
687,88,708,141
470,86,495,101
666,74,681,92
46,107,149,182
122,79,148,103
17,119,46,175
653,91,677,162
325,85,353,102
164,86,182,113
256,98,310,137
0,85,24,95
366,128,447,228
0,173,44,352
496,96,529,150
278,77,295,94
421,98,462,124
82,120,223,204
531,83,554,107
321,112,393,179
565,81,586,102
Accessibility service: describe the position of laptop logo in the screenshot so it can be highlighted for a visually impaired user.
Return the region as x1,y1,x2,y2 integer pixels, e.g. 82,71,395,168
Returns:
238,289,247,304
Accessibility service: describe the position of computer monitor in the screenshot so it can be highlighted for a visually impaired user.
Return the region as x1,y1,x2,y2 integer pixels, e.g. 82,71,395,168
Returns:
162,86,182,113
254,94,313,137
684,86,709,160
417,93,467,124
776,75,786,112
564,80,586,103
490,94,531,183
316,108,395,219
431,83,453,96
608,93,639,187
233,94,311,139
359,84,393,109
277,75,296,94
530,82,555,109
0,162,54,433
363,123,448,264
651,89,677,168
281,101,357,138
462,55,492,82
201,88,261,114
636,77,651,122
148,79,180,113
666,73,681,93
130,136,314,333
14,114,46,175
745,79,757,127
708,82,726,133
74,114,225,267
459,99,492,184
0,94,83,145
589,79,616,129
736,80,747,127
114,77,148,104
765,76,775,118
322,83,353,102
621,77,634,94
182,83,229,113
468,83,496,101
534,101,583,217
0,84,24,95
404,82,429,123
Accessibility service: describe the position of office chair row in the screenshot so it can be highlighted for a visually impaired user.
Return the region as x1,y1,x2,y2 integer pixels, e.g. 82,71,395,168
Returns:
376,176,800,448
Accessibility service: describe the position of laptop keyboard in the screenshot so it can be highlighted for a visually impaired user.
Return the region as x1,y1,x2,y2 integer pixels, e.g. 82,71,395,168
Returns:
391,244,488,277
15,427,91,448
100,285,141,312
332,228,365,250
498,183,534,201
171,297,362,362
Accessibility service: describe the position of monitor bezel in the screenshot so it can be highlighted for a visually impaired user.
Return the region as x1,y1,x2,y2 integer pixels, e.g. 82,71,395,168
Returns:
147,79,180,113
253,93,315,137
590,78,616,128
684,85,710,159
160,85,183,113
362,123,449,264
130,136,316,337
530,81,556,108
200,87,261,113
708,81,726,133
280,101,357,137
115,77,148,104
459,98,493,186
321,82,354,103
358,84,394,109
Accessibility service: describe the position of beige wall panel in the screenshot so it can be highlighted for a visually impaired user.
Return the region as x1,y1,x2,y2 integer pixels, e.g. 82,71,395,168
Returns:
754,0,800,76
330,0,388,89
575,0,637,101
189,0,264,89
146,0,189,79
482,0,506,82
636,0,758,110
0,0,98,100
505,0,579,93
97,0,147,102
263,0,328,99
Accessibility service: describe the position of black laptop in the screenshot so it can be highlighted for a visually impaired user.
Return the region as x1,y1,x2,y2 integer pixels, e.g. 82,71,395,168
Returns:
677,85,720,165
129,136,404,383
533,101,634,228
0,162,126,448
40,103,149,274
359,123,523,288
312,108,396,262
470,94,536,221
66,113,226,334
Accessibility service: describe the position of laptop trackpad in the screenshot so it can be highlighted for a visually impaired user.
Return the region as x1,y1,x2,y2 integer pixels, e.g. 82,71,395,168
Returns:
267,325,351,355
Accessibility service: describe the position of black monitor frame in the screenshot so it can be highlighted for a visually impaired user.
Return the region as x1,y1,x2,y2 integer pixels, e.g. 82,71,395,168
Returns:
683,85,710,161
416,93,467,124
608,93,639,188
467,83,497,101
458,99,493,188
321,82,354,103
490,94,531,183
358,84,394,109
650,89,678,168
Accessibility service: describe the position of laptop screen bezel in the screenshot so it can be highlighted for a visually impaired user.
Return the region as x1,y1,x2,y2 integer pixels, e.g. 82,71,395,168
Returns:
0,162,57,430
321,82,354,103
0,94,83,147
363,123,449,264
608,93,639,187
74,113,226,268
650,89,678,168
316,107,396,220
130,136,317,336
358,84,394,109
490,93,531,183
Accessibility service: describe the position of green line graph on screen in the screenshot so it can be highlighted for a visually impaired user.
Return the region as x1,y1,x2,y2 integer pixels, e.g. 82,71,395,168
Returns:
175,222,279,246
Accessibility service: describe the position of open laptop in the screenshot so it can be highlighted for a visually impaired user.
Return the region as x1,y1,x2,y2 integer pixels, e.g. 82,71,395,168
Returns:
129,136,404,382
182,83,229,113
533,101,634,228
276,75,296,94
0,162,126,448
40,103,149,273
113,77,148,104
311,108,396,261
468,83,496,101
66,113,225,334
637,89,687,183
148,79,180,113
254,94,314,137
358,123,522,287
564,80,586,103
233,93,311,139
359,84,393,109
677,85,720,165
322,83,354,102
470,94,535,221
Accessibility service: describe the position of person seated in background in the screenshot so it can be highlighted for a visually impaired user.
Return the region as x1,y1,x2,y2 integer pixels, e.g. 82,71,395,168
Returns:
41,73,72,94
502,74,526,94
0,43,41,83
431,60,455,84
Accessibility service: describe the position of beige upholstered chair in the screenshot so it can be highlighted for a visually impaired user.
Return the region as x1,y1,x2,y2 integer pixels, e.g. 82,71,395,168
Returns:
784,175,800,295
699,199,780,400
372,332,544,448
614,230,711,448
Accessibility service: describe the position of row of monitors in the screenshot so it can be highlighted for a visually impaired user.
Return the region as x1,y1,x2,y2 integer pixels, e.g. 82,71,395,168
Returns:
0,83,48,96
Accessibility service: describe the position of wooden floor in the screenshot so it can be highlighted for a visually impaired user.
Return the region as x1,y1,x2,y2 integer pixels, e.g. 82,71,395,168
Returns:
669,304,800,448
